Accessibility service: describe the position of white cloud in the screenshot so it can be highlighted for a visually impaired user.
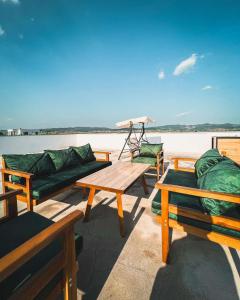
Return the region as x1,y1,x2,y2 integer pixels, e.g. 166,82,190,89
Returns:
173,54,197,76
176,111,192,117
202,85,213,90
0,25,5,36
158,70,165,80
0,0,20,4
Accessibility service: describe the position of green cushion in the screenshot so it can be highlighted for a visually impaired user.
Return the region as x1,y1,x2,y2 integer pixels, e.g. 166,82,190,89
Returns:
3,153,55,184
152,169,202,214
0,212,82,299
152,190,240,239
32,161,112,200
70,144,96,163
152,169,240,238
194,149,224,178
197,159,240,216
139,143,163,158
45,148,80,172
132,156,157,167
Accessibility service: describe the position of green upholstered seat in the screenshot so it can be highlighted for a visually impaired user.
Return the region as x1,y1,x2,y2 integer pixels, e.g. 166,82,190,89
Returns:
132,156,157,167
152,169,240,239
0,212,83,299
32,161,112,200
152,170,202,214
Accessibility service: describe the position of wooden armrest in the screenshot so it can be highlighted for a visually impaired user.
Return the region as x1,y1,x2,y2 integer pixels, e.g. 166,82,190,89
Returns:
1,168,34,179
171,157,197,163
155,183,240,204
94,151,111,162
0,210,84,281
94,151,111,155
0,189,23,201
171,157,197,172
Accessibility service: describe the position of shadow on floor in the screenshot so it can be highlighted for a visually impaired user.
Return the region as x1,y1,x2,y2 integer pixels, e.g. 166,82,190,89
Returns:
150,234,240,300
76,194,145,300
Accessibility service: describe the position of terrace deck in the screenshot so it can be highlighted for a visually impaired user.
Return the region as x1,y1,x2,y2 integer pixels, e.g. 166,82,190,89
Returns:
1,151,240,299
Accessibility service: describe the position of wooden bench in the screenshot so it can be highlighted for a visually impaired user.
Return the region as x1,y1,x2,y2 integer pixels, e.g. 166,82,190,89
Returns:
0,189,84,299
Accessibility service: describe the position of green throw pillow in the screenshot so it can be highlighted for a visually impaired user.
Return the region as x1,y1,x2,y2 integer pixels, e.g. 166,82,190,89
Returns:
139,143,163,158
70,144,96,163
45,148,80,171
2,153,55,183
198,158,240,216
194,149,225,178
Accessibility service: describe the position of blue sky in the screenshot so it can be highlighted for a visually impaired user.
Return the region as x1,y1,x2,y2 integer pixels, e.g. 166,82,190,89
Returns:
0,0,240,129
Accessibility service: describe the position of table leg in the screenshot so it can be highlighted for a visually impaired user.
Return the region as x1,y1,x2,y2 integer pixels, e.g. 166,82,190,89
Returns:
82,186,87,198
116,193,125,237
83,187,95,222
141,174,149,195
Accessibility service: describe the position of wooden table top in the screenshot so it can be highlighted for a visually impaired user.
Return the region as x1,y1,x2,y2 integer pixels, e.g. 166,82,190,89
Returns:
76,161,150,193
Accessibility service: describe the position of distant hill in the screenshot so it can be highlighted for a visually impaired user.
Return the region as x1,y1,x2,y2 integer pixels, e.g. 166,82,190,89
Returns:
39,123,240,134
1,123,240,135
147,123,240,132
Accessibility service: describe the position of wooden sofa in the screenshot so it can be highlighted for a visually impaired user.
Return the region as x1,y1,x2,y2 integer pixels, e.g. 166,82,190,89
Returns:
1,145,111,211
0,189,84,299
151,150,240,264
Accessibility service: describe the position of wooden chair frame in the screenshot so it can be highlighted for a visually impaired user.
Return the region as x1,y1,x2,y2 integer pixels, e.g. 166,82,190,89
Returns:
154,157,240,264
1,151,111,211
0,189,84,300
131,150,164,180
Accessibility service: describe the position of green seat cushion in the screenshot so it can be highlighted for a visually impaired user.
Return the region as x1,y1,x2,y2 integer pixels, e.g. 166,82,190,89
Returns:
3,153,55,184
197,159,240,216
139,143,163,158
132,156,157,167
32,161,112,200
0,212,82,299
45,148,80,172
194,149,225,178
152,170,202,215
152,190,240,239
70,144,96,164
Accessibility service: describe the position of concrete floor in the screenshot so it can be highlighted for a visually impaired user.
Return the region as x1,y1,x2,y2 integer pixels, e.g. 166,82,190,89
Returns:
1,151,240,299
30,175,240,300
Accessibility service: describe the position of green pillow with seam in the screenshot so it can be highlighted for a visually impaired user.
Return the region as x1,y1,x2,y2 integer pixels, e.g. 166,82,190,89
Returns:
198,158,240,216
70,144,96,163
3,153,55,183
45,148,80,172
139,143,163,158
194,149,225,178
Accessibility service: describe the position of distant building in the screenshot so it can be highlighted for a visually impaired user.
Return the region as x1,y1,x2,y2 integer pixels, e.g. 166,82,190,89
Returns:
7,128,39,136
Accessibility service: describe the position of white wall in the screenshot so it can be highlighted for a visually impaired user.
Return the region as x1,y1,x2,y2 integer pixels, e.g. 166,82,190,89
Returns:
0,131,239,157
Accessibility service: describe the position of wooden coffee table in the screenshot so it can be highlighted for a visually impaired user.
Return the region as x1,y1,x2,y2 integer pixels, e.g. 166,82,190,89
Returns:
75,161,150,237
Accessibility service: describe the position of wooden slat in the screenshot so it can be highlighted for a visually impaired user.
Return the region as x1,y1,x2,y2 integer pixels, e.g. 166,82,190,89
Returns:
0,189,22,201
4,182,28,194
1,168,33,179
0,210,83,281
75,161,150,193
156,216,240,250
156,183,240,204
168,204,240,231
9,252,65,300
